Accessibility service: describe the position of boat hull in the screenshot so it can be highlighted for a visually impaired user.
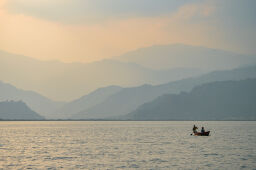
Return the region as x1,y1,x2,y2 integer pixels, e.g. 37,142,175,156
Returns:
194,131,210,136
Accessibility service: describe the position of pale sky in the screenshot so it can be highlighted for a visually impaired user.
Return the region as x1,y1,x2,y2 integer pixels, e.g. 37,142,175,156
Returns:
0,0,256,63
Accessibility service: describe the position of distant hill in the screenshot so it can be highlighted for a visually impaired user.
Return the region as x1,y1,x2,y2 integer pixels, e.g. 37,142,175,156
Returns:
71,65,256,119
117,44,256,70
125,79,256,120
0,101,44,120
72,84,160,119
55,86,122,118
0,80,64,118
0,50,204,101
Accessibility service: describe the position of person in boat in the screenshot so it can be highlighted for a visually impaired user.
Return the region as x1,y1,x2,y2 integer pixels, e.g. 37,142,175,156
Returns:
201,127,205,133
193,125,198,133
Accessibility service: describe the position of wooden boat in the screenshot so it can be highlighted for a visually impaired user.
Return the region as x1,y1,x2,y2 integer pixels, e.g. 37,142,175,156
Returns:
194,131,210,136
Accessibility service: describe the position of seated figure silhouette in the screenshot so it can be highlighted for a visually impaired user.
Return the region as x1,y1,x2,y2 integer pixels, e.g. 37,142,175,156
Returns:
201,127,205,133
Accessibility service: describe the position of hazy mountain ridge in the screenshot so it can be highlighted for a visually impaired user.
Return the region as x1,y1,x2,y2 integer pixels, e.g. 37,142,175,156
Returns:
117,44,256,70
0,80,64,118
72,84,159,119
0,100,44,120
56,86,123,118
0,50,204,101
2,44,255,101
1,45,256,120
1,65,256,120
125,79,256,120
71,65,256,119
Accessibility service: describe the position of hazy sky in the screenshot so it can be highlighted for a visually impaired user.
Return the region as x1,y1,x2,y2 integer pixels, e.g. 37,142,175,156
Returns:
0,0,255,63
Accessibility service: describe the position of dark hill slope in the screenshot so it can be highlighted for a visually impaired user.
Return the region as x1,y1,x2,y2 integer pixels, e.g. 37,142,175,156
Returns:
126,79,256,120
0,101,44,120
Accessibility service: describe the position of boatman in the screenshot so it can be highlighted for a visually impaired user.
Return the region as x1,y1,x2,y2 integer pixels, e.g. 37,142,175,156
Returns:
192,125,198,133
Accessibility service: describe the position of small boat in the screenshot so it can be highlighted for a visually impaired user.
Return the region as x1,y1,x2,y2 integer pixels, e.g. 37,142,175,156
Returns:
194,131,210,136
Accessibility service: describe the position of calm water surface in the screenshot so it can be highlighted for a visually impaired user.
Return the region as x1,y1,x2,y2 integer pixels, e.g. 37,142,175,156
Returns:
0,121,256,169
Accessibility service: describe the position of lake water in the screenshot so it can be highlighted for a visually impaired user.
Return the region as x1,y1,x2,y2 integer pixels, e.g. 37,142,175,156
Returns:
0,121,256,169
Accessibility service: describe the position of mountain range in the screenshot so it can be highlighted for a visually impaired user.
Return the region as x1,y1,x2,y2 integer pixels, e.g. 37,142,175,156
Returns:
1,44,256,120
126,79,256,120
1,65,256,120
1,44,256,101
0,48,204,101
70,65,256,119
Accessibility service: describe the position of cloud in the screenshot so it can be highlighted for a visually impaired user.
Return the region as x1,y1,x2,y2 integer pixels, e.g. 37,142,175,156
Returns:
173,1,215,20
0,7,170,62
0,0,255,64
5,0,189,24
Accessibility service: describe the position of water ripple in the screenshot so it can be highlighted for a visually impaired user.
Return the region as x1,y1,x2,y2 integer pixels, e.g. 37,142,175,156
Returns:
0,121,255,169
